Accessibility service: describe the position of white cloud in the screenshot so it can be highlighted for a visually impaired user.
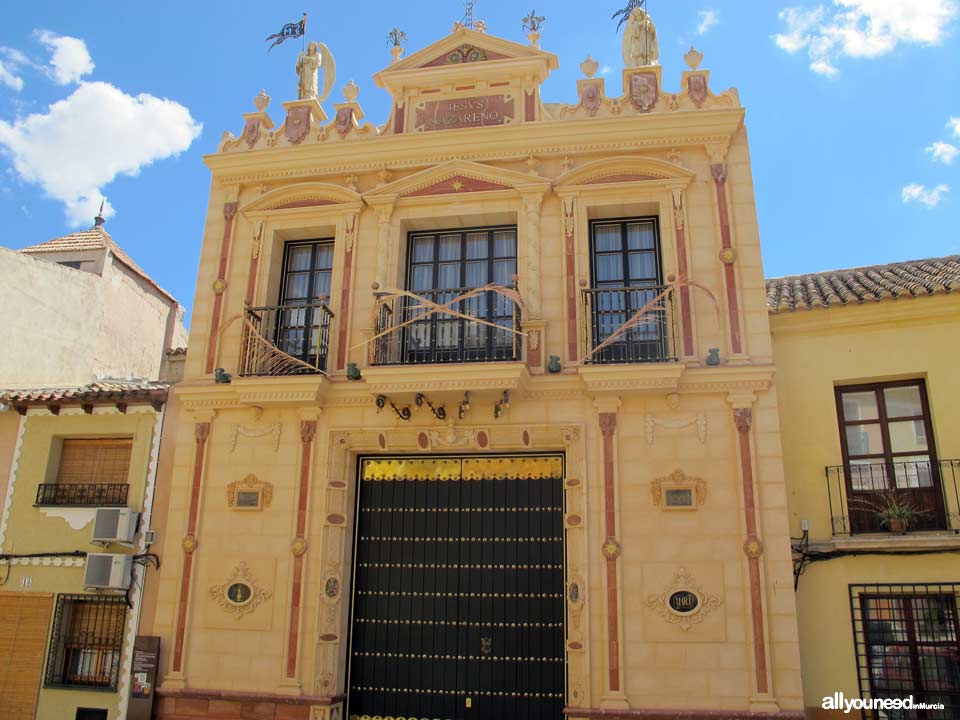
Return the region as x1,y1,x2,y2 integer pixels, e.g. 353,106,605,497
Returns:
902,183,950,208
0,81,202,226
37,31,94,85
926,140,959,164
775,0,958,75
697,9,720,35
600,65,613,76
0,47,29,91
949,116,960,137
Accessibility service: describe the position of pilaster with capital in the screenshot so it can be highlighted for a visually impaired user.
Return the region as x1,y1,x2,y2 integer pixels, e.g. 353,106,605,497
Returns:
522,192,544,320
726,392,774,704
373,201,396,291
594,399,628,707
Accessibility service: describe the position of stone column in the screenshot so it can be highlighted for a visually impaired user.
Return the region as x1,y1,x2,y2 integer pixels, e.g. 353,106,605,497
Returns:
595,399,628,709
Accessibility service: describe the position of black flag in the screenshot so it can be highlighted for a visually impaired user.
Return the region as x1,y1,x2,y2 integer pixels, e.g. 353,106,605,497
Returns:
266,15,306,52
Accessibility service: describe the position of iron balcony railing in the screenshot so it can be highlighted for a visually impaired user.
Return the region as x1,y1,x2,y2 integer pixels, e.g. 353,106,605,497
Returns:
581,285,678,364
825,460,960,535
35,483,129,507
240,302,334,376
372,287,522,366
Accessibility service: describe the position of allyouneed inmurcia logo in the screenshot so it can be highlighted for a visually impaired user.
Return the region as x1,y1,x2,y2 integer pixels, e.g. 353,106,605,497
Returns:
822,693,945,713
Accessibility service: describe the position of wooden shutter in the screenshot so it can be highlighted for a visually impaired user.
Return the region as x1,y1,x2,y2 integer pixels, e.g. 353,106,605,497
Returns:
57,439,132,485
0,594,53,720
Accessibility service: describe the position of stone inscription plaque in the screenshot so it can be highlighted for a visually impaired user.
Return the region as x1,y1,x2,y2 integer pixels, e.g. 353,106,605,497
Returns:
668,590,700,615
414,94,515,132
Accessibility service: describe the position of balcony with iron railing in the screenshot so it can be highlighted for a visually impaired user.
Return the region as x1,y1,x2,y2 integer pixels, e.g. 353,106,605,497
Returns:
239,302,334,376
825,460,960,535
581,285,678,364
35,483,129,507
371,288,522,366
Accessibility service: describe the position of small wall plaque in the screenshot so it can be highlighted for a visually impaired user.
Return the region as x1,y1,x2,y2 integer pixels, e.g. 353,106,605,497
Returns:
651,469,706,511
227,474,273,511
668,590,700,615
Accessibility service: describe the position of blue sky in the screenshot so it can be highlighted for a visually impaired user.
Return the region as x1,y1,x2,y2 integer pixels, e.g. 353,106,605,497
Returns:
1,1,958,318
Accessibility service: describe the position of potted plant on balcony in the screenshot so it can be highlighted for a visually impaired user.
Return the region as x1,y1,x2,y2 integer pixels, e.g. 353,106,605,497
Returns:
853,490,930,534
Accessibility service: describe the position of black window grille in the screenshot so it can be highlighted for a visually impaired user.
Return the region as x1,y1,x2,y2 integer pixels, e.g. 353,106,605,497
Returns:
45,595,127,690
850,584,960,719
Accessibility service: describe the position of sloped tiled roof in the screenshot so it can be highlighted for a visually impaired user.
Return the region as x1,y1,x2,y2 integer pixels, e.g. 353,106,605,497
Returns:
19,225,177,303
765,255,960,312
0,381,169,408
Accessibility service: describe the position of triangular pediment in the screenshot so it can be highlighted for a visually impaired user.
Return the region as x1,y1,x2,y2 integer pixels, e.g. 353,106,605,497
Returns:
374,29,558,100
381,29,557,75
364,160,550,201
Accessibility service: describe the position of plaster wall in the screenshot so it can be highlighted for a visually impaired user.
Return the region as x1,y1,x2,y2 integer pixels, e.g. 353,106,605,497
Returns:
0,246,188,388
0,247,104,387
94,254,187,382
771,294,960,714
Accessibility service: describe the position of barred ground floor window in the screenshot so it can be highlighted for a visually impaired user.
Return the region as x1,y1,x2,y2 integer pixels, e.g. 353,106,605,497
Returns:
45,594,127,690
851,583,960,719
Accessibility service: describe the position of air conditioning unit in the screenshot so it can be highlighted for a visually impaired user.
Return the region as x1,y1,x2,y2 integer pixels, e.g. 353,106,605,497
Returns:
92,508,139,544
84,553,133,590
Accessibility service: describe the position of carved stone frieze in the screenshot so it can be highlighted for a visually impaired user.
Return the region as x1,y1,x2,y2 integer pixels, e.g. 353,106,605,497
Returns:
230,423,282,452
643,413,707,445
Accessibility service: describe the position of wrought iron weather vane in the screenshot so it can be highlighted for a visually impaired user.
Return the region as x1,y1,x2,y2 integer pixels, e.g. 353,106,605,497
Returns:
462,0,477,29
612,0,648,29
521,9,546,34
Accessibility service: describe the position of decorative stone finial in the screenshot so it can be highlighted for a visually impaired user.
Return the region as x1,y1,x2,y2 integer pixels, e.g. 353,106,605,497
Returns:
342,80,359,103
580,55,599,78
684,46,704,71
387,28,406,63
254,89,271,112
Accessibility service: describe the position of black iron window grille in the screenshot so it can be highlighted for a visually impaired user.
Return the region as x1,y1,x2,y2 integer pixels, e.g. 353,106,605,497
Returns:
45,595,127,690
35,483,129,507
850,584,960,719
373,227,521,365
583,217,676,364
240,239,335,376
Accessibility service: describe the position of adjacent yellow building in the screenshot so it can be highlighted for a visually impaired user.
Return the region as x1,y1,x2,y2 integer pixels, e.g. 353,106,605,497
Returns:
0,224,186,720
145,19,806,720
769,258,960,718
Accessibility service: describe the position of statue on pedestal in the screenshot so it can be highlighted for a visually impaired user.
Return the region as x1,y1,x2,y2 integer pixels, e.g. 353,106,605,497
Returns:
296,41,336,102
621,6,659,67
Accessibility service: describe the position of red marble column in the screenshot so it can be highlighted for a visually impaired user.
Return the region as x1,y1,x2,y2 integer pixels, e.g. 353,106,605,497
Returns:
286,420,316,678
734,407,769,695
172,421,210,674
599,412,622,693
712,165,743,355
205,202,239,373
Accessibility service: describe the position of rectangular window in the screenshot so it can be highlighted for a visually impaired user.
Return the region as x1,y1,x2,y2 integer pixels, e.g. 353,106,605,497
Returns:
836,380,945,532
45,595,126,690
585,217,671,364
36,439,133,507
851,584,960,718
276,240,334,369
58,439,132,485
375,226,520,364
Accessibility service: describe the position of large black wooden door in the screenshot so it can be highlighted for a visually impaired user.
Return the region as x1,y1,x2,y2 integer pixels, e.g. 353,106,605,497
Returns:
348,456,565,720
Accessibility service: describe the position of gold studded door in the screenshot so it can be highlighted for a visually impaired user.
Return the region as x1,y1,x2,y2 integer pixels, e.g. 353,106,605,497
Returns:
347,456,565,720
